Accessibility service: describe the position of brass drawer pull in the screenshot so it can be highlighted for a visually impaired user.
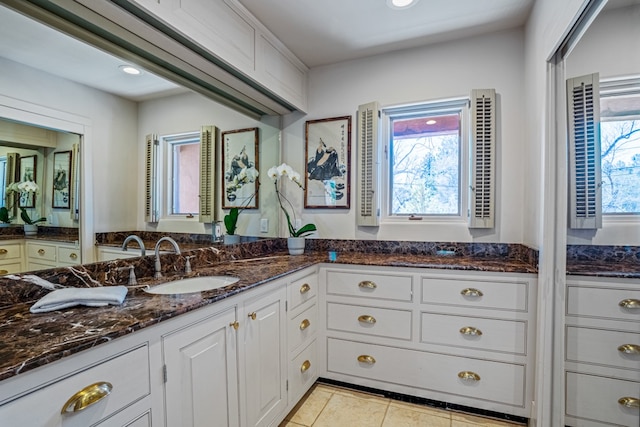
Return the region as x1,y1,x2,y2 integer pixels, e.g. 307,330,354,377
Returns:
358,280,377,289
61,381,112,414
618,397,639,409
619,299,640,309
0,270,8,275
38,249,45,255
300,283,311,294
458,371,481,381
300,360,311,373
229,321,239,330
357,355,376,364
0,249,8,254
358,315,376,324
299,319,311,330
69,253,78,260
248,312,257,320
460,288,483,297
618,344,640,354
460,326,483,336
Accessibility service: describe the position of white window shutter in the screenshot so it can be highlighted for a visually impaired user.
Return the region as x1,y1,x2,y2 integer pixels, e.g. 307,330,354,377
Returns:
144,134,159,223
199,125,217,223
356,102,380,226
567,73,601,229
469,89,496,229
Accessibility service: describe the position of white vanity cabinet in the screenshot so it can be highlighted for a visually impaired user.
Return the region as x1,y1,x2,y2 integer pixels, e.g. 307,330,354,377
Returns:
564,276,640,427
319,265,537,419
26,240,81,270
0,240,24,275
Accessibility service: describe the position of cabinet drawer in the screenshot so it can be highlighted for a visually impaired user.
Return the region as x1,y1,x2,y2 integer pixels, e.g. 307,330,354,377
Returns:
327,302,412,340
566,371,640,427
289,303,317,352
421,276,528,312
27,242,57,262
289,274,317,312
421,313,527,355
0,243,21,260
58,246,81,265
566,326,640,371
289,340,317,404
326,270,413,302
567,285,640,322
327,338,526,407
0,345,150,426
0,262,23,275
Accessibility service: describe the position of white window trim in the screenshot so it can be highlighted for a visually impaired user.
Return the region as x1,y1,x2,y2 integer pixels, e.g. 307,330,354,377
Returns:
379,96,470,224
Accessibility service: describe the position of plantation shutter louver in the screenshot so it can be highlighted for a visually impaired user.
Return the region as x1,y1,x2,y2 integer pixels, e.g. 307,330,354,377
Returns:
199,125,217,223
4,153,18,219
356,102,381,226
469,89,496,229
144,134,159,223
69,143,79,220
567,73,601,229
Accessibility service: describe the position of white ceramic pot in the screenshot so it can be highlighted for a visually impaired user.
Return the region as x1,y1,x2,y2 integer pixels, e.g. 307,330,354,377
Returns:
287,237,305,255
24,224,38,236
223,234,241,245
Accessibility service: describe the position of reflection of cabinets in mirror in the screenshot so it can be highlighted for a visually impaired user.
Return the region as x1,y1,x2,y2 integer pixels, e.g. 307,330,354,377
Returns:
26,240,80,271
0,240,25,275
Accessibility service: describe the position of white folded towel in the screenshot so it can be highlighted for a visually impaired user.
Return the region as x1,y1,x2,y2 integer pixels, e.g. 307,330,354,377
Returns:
30,286,128,313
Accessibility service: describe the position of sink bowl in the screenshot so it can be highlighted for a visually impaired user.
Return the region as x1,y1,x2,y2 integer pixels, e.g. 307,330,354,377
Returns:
144,276,240,295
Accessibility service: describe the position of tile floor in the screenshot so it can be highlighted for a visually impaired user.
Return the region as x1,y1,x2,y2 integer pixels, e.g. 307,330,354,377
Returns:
280,383,526,427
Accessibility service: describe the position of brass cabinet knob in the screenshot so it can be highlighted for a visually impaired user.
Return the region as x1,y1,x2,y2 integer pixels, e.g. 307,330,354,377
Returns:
618,344,640,354
61,381,113,414
0,270,8,275
460,326,483,336
69,253,78,260
618,397,639,409
248,312,257,320
357,355,376,364
300,360,311,373
229,321,240,330
460,288,483,297
38,249,45,255
300,283,311,294
299,319,311,330
357,315,376,324
0,249,8,254
358,280,377,289
619,299,640,309
458,371,481,381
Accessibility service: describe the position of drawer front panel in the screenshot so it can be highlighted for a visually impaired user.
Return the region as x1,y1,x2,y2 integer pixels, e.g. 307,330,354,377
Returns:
566,326,640,371
421,313,527,355
289,274,318,311
289,340,317,404
0,244,21,260
0,262,23,275
567,285,640,322
326,270,413,302
421,277,528,312
327,302,412,340
27,242,57,262
58,246,81,265
327,338,525,407
0,345,150,426
289,303,318,352
566,371,640,427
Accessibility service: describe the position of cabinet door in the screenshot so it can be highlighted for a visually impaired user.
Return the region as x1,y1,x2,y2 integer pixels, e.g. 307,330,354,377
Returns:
242,287,287,427
163,307,239,427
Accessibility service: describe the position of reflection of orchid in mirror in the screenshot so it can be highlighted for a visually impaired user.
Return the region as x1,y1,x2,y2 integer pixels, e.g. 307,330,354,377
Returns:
0,181,46,224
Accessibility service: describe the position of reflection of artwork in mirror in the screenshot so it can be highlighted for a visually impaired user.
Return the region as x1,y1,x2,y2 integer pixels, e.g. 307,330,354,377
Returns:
52,151,72,209
222,127,259,209
304,116,351,209
19,155,36,208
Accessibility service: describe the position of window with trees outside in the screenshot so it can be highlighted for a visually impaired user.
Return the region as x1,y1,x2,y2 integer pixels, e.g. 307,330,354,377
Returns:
384,99,467,217
162,132,200,215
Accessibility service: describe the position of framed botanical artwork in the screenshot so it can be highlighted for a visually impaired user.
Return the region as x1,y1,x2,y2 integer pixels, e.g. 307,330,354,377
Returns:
221,127,259,209
304,116,351,209
52,150,72,209
19,155,36,208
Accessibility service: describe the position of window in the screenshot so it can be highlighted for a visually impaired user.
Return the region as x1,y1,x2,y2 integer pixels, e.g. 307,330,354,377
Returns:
163,133,200,215
383,99,468,218
0,157,6,207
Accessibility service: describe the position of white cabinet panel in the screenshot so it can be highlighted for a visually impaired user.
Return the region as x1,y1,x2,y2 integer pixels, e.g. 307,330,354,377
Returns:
567,285,640,322
326,269,413,301
327,302,412,340
566,326,640,372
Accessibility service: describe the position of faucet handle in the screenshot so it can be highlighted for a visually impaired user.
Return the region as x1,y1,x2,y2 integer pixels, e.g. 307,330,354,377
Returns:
184,256,195,274
117,265,137,285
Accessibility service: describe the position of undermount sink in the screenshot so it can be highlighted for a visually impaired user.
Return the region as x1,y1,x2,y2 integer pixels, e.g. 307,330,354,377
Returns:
144,276,240,295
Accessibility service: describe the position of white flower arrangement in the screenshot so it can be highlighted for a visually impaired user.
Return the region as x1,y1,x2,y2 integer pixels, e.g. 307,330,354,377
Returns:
1,181,46,225
268,163,316,237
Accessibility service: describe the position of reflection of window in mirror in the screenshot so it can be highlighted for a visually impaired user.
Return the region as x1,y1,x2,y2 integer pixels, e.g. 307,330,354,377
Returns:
161,132,200,216
0,157,6,207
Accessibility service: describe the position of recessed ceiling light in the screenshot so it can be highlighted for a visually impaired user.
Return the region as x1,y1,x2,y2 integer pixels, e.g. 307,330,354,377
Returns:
426,119,437,125
119,65,142,75
387,0,419,9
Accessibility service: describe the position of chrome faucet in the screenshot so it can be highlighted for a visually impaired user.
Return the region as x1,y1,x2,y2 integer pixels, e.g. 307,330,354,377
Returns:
154,237,181,279
122,235,146,256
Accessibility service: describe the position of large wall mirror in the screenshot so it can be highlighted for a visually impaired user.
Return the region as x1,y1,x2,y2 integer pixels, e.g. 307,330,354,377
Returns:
0,3,281,272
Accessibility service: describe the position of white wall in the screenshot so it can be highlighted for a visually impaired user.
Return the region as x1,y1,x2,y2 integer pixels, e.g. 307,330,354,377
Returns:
282,28,526,243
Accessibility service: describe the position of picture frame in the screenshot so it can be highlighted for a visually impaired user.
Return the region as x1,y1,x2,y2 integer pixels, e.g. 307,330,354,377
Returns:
52,150,72,209
19,155,36,208
221,127,259,209
304,116,351,209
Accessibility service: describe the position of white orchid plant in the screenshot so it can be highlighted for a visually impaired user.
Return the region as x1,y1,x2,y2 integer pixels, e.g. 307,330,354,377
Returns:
0,181,46,225
268,163,317,238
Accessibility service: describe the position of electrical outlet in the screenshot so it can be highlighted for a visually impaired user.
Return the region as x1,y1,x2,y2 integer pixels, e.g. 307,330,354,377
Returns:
260,218,269,233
